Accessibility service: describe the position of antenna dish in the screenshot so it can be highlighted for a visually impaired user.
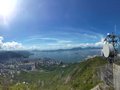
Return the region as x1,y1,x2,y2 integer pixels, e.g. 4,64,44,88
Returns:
101,32,120,63
102,44,115,58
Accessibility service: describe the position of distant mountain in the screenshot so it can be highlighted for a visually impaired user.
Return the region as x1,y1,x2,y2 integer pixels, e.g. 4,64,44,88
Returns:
70,46,101,50
35,46,102,52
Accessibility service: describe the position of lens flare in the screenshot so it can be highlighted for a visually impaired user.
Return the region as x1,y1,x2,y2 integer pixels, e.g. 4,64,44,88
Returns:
0,0,17,25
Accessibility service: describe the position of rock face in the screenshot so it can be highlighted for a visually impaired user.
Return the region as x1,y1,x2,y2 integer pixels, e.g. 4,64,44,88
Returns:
91,83,112,90
100,64,113,86
97,63,120,90
113,64,120,90
91,64,114,90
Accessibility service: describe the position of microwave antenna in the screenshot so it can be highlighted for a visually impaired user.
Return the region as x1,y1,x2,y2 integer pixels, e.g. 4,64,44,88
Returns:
102,33,120,63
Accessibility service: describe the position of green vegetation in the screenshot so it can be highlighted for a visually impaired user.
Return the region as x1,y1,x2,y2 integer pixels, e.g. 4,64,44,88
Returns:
0,57,108,90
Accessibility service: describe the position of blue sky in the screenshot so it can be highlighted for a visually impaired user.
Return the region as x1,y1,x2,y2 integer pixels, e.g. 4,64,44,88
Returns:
0,0,120,50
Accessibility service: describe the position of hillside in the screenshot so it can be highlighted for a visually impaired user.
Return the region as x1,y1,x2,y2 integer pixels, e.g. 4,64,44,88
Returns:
0,51,32,63
0,57,110,90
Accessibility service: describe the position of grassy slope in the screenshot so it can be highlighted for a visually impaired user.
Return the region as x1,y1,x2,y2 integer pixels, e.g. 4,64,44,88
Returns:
2,57,107,90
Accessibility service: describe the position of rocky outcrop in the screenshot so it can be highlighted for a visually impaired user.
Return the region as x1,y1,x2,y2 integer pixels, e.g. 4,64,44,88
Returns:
113,64,120,90
91,83,113,90
100,64,113,86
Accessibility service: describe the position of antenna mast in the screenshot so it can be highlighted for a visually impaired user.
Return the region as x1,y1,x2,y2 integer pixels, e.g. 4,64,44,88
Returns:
102,33,119,63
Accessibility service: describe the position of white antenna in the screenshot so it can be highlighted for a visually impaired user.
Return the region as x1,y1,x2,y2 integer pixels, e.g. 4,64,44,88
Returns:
102,33,119,63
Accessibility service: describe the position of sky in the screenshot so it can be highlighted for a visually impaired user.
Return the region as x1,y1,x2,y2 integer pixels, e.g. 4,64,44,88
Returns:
0,0,120,50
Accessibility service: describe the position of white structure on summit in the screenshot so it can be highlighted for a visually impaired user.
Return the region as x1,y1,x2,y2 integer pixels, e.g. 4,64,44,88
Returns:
102,33,120,63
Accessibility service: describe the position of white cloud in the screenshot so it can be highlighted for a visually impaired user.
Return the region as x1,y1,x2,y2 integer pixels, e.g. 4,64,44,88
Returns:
72,38,104,48
2,41,24,50
24,36,72,44
0,36,4,41
82,34,98,39
57,40,72,44
0,36,24,50
26,37,104,50
18,27,105,50
44,37,104,50
23,37,59,42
